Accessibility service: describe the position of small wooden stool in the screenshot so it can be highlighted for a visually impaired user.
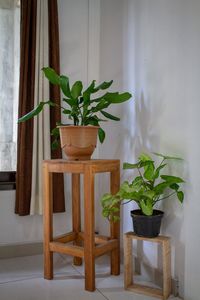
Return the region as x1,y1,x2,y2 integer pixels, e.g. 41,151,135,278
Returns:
43,159,120,291
124,232,171,300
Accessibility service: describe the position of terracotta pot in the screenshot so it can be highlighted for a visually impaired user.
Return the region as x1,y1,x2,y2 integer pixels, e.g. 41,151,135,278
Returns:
58,125,99,160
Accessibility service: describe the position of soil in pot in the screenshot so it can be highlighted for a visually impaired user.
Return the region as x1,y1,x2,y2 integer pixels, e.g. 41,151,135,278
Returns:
58,125,99,160
130,209,164,238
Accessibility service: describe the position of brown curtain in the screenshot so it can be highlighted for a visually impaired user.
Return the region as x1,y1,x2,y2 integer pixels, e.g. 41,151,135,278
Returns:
48,0,65,212
15,0,37,215
15,0,65,215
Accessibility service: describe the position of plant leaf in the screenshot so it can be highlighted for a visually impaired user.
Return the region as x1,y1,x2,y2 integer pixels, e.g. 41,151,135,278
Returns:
60,75,71,97
153,164,166,180
161,175,185,183
123,162,139,169
140,199,153,216
177,191,184,203
153,152,183,160
51,139,59,150
63,98,76,107
98,127,105,143
100,110,120,121
104,92,132,103
93,80,113,92
169,183,179,191
71,81,83,99
143,161,155,180
18,101,55,122
42,67,60,85
139,153,153,162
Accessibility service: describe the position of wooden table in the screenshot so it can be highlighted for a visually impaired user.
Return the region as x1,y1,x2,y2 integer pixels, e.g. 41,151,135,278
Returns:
124,232,171,299
43,159,120,291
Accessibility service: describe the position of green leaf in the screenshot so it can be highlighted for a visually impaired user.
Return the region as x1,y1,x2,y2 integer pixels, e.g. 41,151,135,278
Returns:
140,199,153,216
51,139,59,150
154,182,170,195
139,153,153,162
63,98,76,107
177,191,184,203
18,101,55,122
85,117,99,126
143,161,155,180
98,127,105,143
169,183,179,191
62,109,71,115
104,92,132,103
100,110,120,121
91,100,110,112
60,75,71,97
71,81,83,99
93,80,113,92
83,81,96,105
51,127,60,137
123,162,140,169
153,164,166,180
161,175,185,183
42,67,60,85
153,152,183,161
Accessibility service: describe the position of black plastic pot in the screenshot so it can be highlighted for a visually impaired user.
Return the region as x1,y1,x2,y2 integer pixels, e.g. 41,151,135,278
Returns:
130,209,164,238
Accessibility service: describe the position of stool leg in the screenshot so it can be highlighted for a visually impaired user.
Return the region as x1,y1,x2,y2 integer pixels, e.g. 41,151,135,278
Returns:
163,240,171,299
110,168,120,275
72,173,82,266
84,166,95,291
43,164,53,279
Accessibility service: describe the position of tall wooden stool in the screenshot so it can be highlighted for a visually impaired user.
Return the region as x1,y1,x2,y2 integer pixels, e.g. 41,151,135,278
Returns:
43,159,120,291
124,232,171,300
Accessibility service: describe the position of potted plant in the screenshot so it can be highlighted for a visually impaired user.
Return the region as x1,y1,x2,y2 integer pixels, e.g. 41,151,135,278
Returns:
18,67,132,160
101,152,185,237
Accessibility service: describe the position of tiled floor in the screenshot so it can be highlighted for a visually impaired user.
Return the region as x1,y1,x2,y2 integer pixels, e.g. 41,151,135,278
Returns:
0,254,181,300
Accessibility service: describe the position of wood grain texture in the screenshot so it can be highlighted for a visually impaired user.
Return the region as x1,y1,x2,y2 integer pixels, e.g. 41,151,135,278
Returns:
84,165,95,291
124,235,133,288
43,159,121,292
124,233,171,300
72,173,82,265
110,164,120,275
43,163,53,279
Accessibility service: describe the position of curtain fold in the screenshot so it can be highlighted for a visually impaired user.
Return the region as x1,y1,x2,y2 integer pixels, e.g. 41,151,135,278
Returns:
30,0,51,215
15,0,37,215
15,0,65,215
48,0,65,213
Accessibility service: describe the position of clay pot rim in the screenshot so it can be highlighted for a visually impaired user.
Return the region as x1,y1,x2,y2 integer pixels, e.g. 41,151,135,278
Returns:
57,125,100,129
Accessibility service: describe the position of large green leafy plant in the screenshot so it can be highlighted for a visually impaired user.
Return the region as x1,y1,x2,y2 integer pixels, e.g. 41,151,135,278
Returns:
101,152,185,221
18,67,132,147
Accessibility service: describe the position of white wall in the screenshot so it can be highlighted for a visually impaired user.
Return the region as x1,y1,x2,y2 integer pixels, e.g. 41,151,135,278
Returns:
97,1,200,299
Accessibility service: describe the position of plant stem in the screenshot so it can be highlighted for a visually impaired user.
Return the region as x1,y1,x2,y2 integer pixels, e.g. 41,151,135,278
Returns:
154,191,176,204
137,167,148,191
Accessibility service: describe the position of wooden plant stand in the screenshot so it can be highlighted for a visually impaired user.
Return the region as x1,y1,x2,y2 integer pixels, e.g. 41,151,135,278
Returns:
43,159,120,292
124,232,171,300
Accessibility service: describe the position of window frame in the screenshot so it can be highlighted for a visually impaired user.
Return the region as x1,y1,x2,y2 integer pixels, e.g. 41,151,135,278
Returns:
0,171,16,190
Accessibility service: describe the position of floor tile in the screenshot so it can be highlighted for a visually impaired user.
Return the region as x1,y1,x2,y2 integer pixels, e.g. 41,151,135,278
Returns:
0,254,76,283
0,277,106,300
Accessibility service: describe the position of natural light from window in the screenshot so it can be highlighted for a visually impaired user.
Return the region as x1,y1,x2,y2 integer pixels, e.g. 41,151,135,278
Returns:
0,0,20,171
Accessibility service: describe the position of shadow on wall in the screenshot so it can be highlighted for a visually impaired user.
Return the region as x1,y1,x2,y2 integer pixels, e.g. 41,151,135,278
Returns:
121,90,161,234
120,90,185,297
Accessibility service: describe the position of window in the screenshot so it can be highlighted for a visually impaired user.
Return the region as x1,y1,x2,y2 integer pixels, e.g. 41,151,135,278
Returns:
0,0,20,189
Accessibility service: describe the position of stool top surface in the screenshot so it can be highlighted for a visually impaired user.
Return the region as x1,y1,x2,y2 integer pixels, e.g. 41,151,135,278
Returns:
43,159,120,165
124,232,170,242
43,159,120,173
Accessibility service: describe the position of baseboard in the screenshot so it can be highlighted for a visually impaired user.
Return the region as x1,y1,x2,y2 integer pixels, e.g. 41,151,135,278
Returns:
0,242,43,259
